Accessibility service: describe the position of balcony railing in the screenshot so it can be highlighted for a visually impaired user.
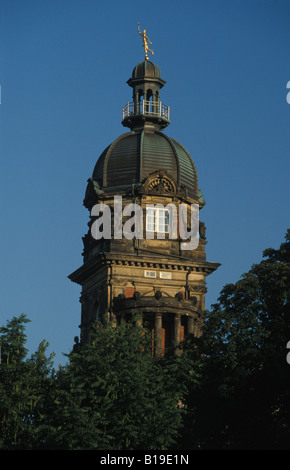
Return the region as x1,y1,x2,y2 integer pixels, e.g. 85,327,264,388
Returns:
122,100,170,121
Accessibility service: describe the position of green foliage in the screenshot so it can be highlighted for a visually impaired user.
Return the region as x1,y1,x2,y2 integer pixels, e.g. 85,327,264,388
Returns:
1,230,289,450
0,316,201,450
47,321,199,450
183,229,290,449
0,315,55,449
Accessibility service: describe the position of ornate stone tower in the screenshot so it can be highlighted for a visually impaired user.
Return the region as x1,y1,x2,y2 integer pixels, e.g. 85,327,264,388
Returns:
69,56,220,357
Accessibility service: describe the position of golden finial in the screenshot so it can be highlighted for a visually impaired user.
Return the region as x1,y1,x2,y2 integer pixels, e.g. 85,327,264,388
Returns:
138,22,154,61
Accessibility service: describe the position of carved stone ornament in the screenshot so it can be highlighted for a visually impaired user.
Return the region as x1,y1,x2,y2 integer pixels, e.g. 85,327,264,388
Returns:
83,177,104,210
199,221,207,239
144,172,176,194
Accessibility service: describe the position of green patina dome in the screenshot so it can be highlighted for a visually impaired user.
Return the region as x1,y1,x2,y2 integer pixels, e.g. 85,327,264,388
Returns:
92,129,204,203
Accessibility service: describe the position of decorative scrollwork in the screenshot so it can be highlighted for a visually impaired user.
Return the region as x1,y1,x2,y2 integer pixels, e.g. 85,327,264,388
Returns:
147,175,175,193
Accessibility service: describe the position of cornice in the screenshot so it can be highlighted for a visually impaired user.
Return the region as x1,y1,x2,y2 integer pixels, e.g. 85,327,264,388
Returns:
68,251,220,285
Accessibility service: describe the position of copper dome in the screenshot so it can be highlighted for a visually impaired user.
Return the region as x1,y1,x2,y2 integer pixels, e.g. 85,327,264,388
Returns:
92,129,204,203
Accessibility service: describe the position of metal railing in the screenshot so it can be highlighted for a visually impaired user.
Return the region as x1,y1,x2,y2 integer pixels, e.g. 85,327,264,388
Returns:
122,100,170,121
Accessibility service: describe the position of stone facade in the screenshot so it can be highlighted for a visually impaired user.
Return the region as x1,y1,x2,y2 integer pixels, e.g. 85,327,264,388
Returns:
68,60,220,357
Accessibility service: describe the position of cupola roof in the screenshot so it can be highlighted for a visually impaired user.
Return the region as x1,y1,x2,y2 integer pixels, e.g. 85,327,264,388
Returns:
131,60,161,79
91,128,204,204
85,60,204,206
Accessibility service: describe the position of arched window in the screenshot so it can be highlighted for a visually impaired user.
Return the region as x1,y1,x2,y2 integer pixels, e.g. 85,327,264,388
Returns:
91,298,100,322
146,89,153,114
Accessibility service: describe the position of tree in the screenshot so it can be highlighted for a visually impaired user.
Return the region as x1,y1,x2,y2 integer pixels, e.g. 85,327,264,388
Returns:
183,230,290,449
0,315,56,449
4,232,288,449
46,320,201,450
0,315,202,450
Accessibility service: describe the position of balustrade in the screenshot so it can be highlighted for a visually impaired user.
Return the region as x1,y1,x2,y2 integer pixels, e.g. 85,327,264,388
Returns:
122,100,170,121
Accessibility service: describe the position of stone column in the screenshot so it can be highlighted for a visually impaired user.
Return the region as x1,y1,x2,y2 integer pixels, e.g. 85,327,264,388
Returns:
135,91,140,115
174,313,181,355
193,318,199,337
154,313,162,357
188,316,194,335
136,312,143,327
110,312,117,328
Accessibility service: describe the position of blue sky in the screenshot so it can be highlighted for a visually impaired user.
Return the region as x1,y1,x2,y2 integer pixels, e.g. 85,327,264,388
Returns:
1,0,289,366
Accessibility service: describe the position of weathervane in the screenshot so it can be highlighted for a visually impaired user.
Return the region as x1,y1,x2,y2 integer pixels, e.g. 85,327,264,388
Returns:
138,22,154,61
